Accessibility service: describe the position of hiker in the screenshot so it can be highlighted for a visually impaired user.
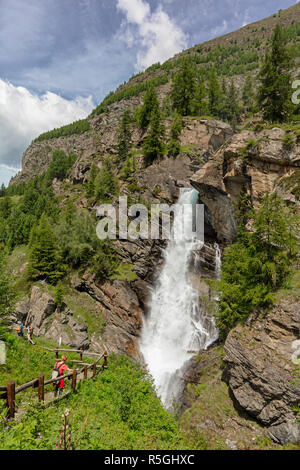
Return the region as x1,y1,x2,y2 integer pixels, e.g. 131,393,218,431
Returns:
27,326,36,345
52,355,73,398
16,322,26,338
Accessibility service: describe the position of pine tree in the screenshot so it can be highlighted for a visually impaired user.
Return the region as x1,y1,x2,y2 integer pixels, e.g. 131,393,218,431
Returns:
139,86,160,130
257,25,293,122
117,110,132,163
242,74,255,112
219,79,241,125
27,214,64,284
171,58,196,116
168,111,182,157
208,67,222,117
216,192,299,338
86,164,97,198
192,79,208,116
94,164,118,201
142,105,165,166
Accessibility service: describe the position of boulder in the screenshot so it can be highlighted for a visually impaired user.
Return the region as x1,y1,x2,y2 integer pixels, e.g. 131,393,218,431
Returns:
224,298,300,444
26,286,56,335
25,286,89,350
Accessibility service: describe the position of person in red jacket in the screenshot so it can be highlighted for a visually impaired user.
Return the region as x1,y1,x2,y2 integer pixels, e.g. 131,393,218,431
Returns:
53,355,73,397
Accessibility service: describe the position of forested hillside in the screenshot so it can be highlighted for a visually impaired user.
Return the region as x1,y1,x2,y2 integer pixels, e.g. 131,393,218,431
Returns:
0,2,299,451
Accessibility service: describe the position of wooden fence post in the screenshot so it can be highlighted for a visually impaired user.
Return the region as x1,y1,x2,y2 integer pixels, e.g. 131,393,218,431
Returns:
103,351,108,369
38,374,44,402
79,348,83,362
72,370,77,392
93,362,96,377
55,349,59,360
84,365,88,380
7,381,15,419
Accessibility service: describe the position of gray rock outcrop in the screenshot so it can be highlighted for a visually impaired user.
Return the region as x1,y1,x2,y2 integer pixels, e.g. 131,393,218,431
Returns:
224,298,300,444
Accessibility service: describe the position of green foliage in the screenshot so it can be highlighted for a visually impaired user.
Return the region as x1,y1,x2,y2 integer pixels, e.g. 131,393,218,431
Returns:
171,59,196,116
142,103,165,166
117,110,132,163
0,252,14,339
33,119,90,143
54,283,64,310
91,75,168,116
138,85,160,130
94,164,118,201
47,150,77,181
282,133,295,149
0,175,58,251
217,193,299,339
242,74,255,112
168,112,183,158
91,240,119,281
120,155,136,181
219,79,242,125
86,164,97,198
208,67,223,117
0,354,203,450
27,214,64,285
257,25,294,122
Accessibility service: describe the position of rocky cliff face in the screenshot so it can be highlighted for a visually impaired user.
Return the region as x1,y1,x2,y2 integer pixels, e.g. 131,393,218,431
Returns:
224,296,300,444
12,286,89,350
191,127,300,242
10,70,300,446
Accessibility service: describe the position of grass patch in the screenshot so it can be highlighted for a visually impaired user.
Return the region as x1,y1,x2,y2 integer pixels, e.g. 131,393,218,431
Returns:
110,263,138,282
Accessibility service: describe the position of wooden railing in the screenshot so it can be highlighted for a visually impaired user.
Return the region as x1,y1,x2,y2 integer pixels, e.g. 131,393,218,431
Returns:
0,347,108,419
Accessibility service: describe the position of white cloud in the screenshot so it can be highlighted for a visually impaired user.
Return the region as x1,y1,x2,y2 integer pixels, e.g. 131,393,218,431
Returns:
0,80,94,185
117,0,187,70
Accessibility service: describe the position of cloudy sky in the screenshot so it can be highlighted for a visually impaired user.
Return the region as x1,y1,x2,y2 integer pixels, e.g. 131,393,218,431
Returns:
0,0,298,186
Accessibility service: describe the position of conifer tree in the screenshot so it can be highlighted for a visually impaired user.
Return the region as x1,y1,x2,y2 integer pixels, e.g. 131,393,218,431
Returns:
94,164,118,201
117,110,132,163
220,79,241,125
168,111,182,157
171,58,196,116
142,105,165,166
242,74,255,112
257,25,293,122
86,164,97,198
192,79,208,116
27,214,64,284
216,192,299,338
208,67,222,117
139,86,160,130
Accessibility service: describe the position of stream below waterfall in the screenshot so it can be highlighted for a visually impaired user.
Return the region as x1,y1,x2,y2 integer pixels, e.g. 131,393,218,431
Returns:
140,188,219,407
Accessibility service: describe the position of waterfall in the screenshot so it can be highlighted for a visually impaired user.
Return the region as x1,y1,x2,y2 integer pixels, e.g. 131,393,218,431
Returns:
140,188,218,407
214,242,222,280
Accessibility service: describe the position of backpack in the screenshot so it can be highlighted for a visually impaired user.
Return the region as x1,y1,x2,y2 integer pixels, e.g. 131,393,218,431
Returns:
16,326,21,334
51,362,63,386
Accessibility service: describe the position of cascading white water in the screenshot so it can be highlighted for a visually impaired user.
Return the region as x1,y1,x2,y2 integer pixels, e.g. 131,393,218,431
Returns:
214,242,222,280
140,188,218,407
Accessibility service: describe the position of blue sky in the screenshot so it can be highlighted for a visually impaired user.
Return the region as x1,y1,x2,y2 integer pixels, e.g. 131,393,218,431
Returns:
0,0,298,185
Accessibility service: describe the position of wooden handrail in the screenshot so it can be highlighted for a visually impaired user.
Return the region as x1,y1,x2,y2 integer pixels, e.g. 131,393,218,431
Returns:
39,347,103,358
15,378,39,394
0,349,108,419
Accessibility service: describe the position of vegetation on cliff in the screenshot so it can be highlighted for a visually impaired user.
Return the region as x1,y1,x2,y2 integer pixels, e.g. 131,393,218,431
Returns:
216,192,299,338
0,349,206,450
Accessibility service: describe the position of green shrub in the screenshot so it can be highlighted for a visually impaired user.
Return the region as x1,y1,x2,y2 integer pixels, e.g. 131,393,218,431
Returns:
33,119,90,143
